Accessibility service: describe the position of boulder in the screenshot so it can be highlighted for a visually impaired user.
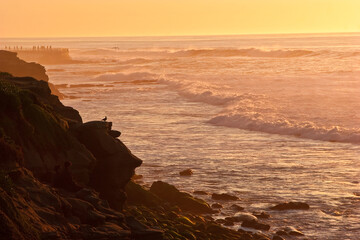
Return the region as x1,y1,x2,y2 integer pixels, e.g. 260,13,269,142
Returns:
270,202,309,211
179,169,193,176
226,212,258,223
272,235,285,240
284,226,305,236
211,203,223,209
150,181,213,214
230,204,244,211
193,190,208,195
126,216,164,240
125,181,161,207
241,220,270,231
212,193,239,201
253,211,271,219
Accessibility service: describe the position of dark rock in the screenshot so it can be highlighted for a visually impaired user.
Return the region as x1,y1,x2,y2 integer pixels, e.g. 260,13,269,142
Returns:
270,202,310,211
253,233,271,240
74,121,142,210
150,181,213,214
132,174,143,180
224,221,234,226
241,220,270,231
273,235,285,240
211,203,223,209
125,181,161,207
275,230,288,236
193,190,208,195
109,130,121,138
179,169,193,176
226,213,258,223
285,226,305,236
230,204,244,211
215,219,227,224
253,211,271,219
212,193,239,201
126,216,164,240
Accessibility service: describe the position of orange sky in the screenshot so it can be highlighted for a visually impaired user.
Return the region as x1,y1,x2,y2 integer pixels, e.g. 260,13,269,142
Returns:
1,0,359,37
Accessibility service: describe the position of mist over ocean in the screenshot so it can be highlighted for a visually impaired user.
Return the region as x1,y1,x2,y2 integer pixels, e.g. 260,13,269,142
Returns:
3,33,360,239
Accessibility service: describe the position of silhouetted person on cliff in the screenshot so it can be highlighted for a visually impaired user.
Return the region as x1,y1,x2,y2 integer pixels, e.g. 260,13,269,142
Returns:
53,161,82,192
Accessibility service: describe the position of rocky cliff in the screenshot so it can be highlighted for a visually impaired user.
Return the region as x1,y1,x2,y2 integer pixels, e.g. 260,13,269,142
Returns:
0,52,263,240
0,50,63,98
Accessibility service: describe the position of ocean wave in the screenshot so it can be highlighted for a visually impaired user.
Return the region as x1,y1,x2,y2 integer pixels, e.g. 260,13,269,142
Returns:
76,47,360,59
208,113,360,144
159,77,265,105
171,48,316,58
92,72,158,83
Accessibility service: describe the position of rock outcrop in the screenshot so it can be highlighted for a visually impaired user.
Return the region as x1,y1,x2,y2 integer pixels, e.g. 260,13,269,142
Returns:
72,121,142,210
0,50,63,98
150,181,214,214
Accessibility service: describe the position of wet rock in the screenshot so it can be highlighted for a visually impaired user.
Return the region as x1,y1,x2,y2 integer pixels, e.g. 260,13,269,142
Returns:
211,203,223,209
215,219,227,224
273,235,285,240
234,212,258,222
150,181,213,214
253,233,271,240
224,221,234,226
241,220,270,231
253,211,271,219
275,230,288,236
285,226,305,236
230,204,244,211
179,169,193,176
225,212,258,223
193,190,208,195
270,202,309,210
212,193,239,201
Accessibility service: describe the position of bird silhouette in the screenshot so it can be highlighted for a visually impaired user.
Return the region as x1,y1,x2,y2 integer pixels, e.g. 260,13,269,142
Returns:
102,116,107,122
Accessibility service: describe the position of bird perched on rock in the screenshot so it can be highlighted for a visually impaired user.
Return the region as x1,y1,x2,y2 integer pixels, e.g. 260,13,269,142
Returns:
102,116,107,122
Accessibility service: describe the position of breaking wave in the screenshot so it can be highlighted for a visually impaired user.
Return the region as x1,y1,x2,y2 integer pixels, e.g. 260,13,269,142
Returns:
76,47,360,59
171,48,316,58
92,72,158,83
159,76,360,144
208,113,360,144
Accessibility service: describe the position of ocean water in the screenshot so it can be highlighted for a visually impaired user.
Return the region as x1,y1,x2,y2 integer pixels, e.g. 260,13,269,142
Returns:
2,34,360,239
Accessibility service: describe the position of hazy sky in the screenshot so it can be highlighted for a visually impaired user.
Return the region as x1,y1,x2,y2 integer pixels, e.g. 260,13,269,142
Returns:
1,0,360,37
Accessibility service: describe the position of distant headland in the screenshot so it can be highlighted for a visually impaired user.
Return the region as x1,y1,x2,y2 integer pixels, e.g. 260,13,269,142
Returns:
2,45,79,65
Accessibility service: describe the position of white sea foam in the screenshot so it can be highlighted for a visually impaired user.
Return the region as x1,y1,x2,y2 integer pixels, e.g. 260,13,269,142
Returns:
208,112,360,144
159,75,360,144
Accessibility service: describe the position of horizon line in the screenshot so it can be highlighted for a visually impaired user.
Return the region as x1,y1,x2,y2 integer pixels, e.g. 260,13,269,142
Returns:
1,31,360,40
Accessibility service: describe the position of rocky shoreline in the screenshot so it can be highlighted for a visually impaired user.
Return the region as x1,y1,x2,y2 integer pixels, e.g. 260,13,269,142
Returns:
0,50,309,240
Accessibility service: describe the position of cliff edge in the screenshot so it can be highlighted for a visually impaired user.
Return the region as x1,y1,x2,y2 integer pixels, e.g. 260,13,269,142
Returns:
0,52,263,240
